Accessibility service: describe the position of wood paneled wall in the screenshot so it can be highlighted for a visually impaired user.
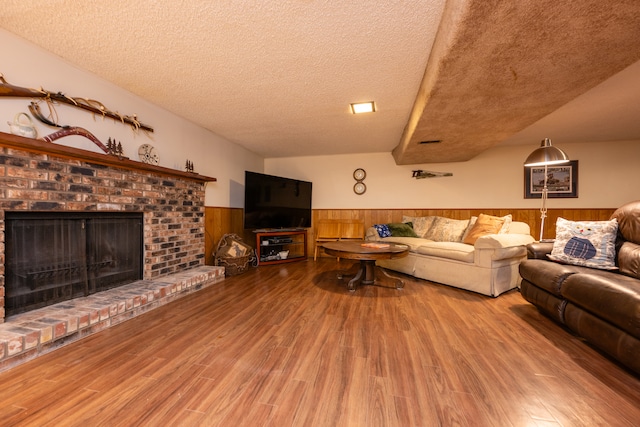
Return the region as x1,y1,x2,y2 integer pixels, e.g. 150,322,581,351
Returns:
312,208,616,245
204,207,617,263
204,207,246,266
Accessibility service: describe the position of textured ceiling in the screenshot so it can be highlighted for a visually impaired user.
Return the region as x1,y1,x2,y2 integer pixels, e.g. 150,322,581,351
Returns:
393,0,640,164
0,0,445,160
1,1,640,164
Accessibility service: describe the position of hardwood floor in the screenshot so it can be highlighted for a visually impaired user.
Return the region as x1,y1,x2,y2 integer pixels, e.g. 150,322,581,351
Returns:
0,259,638,426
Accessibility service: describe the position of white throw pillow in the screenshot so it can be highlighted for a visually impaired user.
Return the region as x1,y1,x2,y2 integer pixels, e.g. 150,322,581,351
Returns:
402,215,438,238
498,214,512,233
423,217,470,242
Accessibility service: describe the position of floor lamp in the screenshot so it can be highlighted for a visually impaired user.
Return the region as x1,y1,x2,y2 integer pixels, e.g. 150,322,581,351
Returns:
524,138,570,241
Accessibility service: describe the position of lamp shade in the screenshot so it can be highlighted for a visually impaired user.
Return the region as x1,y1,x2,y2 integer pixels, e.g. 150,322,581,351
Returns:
524,138,570,166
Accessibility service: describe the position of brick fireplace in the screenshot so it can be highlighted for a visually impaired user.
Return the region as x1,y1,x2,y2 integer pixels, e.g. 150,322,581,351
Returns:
0,131,216,323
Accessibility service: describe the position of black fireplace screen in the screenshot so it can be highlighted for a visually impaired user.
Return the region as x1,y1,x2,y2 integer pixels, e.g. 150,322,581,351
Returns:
5,212,143,316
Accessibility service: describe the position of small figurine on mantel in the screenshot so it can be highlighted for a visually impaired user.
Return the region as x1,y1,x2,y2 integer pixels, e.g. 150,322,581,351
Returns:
185,160,195,173
106,137,125,158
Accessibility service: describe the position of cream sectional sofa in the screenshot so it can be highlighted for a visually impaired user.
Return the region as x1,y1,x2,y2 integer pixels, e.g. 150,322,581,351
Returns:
366,214,535,297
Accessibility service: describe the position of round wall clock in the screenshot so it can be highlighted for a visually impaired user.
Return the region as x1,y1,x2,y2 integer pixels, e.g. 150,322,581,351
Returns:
353,168,366,181
138,144,159,165
353,182,367,195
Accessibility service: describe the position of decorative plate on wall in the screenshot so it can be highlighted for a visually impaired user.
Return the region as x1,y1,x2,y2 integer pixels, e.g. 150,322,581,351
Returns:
353,168,366,195
353,181,366,195
138,144,159,165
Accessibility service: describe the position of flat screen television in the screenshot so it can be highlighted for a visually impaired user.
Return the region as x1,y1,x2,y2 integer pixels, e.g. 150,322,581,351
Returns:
243,171,313,230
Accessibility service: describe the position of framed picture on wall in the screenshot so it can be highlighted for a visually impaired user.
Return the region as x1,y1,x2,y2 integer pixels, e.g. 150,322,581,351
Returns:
524,160,578,199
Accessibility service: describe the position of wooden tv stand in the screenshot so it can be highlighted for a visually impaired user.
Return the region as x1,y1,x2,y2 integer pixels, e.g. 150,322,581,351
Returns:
254,229,307,265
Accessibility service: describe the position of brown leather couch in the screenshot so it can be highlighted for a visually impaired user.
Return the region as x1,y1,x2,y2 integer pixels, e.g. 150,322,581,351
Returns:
519,200,640,375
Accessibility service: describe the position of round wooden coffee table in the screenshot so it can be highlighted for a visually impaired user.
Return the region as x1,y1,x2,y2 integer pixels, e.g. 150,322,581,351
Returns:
322,240,409,291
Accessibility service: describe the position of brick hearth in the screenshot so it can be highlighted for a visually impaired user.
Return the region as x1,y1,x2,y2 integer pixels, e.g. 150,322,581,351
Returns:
0,266,224,372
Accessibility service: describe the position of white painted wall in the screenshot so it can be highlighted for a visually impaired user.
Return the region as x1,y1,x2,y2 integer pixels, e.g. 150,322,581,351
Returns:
4,29,637,211
266,139,640,209
0,29,262,208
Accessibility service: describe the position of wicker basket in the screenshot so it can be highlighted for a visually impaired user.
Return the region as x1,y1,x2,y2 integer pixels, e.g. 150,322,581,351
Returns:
214,233,257,276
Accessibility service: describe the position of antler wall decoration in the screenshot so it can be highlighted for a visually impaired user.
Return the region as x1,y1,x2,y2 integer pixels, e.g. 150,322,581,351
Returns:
0,74,154,133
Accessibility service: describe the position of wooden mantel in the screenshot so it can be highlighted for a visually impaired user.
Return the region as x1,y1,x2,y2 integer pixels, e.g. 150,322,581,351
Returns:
0,131,216,183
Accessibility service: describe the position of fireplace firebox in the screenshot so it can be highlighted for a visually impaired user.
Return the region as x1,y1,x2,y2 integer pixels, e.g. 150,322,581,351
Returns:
5,212,143,316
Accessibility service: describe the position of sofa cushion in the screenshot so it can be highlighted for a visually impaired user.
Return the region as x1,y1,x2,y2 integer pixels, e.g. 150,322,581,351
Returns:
563,303,640,375
402,215,438,238
373,223,391,237
526,241,555,259
387,222,419,237
562,273,640,340
498,214,513,233
508,221,531,235
519,259,582,296
618,241,640,280
463,213,506,245
373,222,420,238
379,236,431,252
474,233,535,249
365,226,381,241
464,214,513,237
548,217,618,270
520,279,567,324
423,217,470,242
416,241,475,263
461,216,478,242
610,200,640,245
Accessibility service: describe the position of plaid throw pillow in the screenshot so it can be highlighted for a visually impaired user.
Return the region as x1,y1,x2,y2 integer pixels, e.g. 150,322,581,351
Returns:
548,217,618,270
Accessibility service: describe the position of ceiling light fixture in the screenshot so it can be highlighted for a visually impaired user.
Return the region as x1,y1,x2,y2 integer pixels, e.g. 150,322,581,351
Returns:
350,102,376,114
